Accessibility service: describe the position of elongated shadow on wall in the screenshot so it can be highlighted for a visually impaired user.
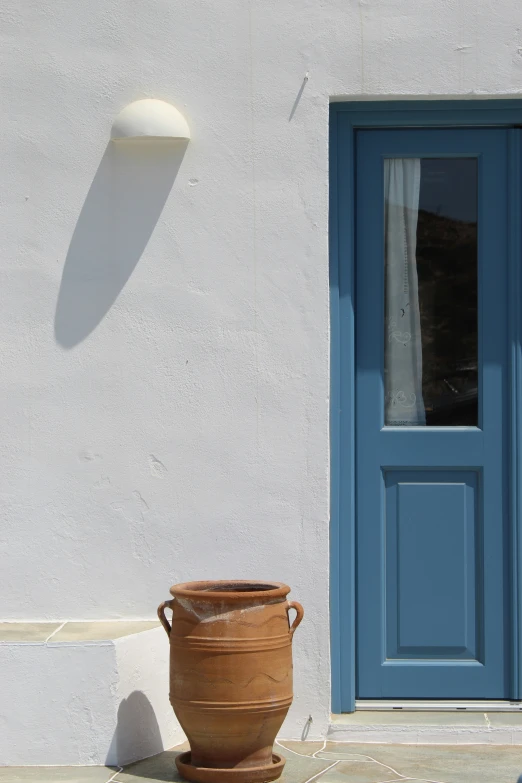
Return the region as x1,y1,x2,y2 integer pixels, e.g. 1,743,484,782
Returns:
106,690,164,768
289,76,308,121
54,140,187,349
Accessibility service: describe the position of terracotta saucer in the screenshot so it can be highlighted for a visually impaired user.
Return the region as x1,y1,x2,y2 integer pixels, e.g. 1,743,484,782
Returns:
175,751,286,783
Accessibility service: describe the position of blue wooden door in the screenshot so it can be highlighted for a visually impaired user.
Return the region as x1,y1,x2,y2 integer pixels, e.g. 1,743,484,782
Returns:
355,129,510,699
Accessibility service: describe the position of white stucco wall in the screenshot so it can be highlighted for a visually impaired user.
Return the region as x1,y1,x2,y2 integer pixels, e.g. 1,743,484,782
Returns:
0,627,181,766
2,0,522,742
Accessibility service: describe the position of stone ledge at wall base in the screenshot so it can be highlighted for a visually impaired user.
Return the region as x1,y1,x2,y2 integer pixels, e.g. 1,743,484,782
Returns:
328,711,522,745
0,621,184,767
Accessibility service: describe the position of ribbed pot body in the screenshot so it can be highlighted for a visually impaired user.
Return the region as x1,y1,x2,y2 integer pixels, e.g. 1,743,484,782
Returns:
161,581,302,771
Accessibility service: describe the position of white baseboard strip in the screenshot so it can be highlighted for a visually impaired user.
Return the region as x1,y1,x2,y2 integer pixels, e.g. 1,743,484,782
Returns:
355,700,522,712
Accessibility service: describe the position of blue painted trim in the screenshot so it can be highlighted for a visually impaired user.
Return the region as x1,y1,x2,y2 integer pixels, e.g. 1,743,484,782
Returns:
332,99,522,128
329,109,357,712
329,109,343,715
329,99,522,713
509,128,522,700
334,99,522,112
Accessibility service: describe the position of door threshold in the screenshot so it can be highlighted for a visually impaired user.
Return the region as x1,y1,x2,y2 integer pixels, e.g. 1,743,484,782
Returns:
329,707,522,744
355,699,522,712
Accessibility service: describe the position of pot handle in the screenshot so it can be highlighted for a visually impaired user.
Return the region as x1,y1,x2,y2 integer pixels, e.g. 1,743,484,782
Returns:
286,601,304,636
157,599,174,637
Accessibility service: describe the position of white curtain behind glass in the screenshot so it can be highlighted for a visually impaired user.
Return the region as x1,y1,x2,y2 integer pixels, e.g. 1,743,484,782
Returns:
384,158,426,426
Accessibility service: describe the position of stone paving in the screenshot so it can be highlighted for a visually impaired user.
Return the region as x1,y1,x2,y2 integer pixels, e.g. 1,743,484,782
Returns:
2,740,522,782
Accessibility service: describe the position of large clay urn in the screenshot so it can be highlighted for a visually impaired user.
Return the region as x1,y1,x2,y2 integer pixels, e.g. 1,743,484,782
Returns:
157,581,303,783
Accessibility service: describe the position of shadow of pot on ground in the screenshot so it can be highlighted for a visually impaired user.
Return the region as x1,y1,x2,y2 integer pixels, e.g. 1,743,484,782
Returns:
106,690,165,768
54,139,187,349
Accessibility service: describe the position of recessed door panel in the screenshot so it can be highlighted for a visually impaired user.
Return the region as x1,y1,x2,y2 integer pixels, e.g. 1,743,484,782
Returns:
384,470,481,661
355,128,510,699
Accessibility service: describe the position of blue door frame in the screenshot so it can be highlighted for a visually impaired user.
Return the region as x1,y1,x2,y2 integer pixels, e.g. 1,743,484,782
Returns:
330,100,522,713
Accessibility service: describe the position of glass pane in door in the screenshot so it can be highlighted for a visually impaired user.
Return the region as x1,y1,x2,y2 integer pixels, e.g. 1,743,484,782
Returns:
384,158,478,426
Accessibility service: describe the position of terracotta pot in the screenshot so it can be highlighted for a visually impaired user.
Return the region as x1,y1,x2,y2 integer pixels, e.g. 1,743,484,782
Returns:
157,581,303,783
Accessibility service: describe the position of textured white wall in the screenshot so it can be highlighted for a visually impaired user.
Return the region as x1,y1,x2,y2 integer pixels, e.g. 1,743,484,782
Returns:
2,0,522,740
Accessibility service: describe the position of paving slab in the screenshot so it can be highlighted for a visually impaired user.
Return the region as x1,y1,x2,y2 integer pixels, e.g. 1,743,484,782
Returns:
0,767,115,782
5,741,522,783
277,741,326,756
318,759,397,783
52,621,160,642
114,747,331,783
114,750,183,782
487,711,522,726
324,742,522,783
0,622,61,642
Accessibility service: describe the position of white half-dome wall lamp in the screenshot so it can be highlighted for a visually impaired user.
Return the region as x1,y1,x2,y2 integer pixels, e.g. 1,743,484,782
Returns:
111,99,191,142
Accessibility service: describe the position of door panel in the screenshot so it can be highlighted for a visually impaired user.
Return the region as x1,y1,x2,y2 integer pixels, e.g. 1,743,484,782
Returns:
384,470,481,661
355,129,510,699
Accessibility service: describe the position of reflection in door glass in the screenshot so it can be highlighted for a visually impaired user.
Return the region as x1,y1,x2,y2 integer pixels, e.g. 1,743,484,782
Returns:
384,158,478,426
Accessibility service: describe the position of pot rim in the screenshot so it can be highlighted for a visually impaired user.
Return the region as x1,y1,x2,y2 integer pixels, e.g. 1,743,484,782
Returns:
170,580,290,601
